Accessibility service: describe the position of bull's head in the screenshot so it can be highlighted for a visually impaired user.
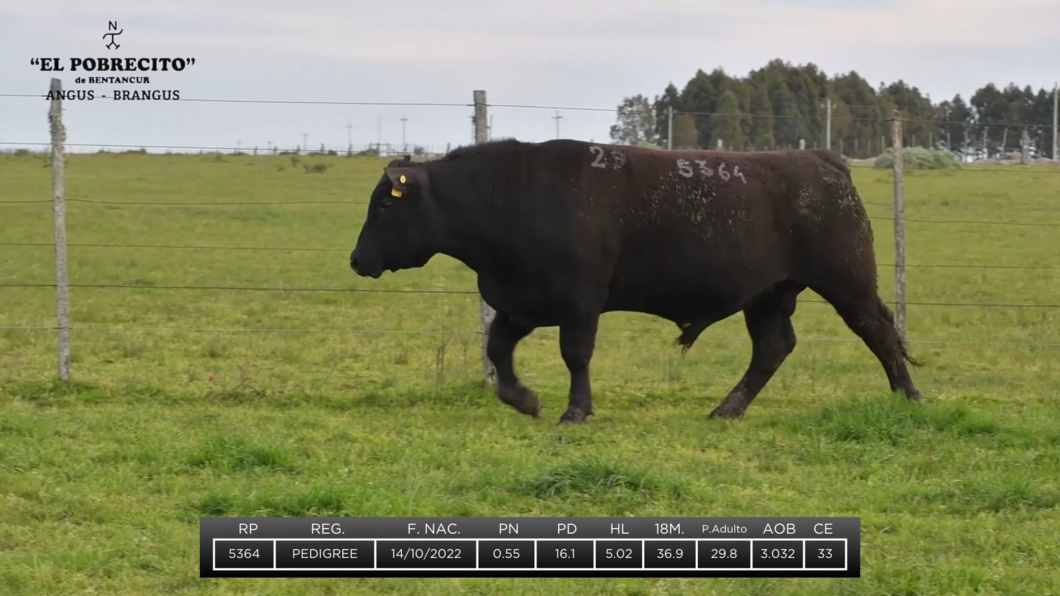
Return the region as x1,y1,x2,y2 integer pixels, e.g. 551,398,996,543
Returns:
350,157,444,278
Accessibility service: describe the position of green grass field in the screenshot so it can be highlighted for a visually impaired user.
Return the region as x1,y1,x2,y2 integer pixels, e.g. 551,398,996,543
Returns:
1,149,1059,595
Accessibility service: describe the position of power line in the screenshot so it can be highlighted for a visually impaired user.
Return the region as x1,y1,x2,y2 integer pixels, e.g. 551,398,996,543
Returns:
2,92,1056,131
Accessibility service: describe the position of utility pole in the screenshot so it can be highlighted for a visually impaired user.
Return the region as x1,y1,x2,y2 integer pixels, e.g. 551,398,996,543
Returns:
489,115,493,141
346,123,352,155
552,111,562,139
376,115,382,154
400,116,407,153
667,106,673,150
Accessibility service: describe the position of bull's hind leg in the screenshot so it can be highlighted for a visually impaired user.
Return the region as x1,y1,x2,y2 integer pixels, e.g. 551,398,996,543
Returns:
817,288,921,401
486,311,540,417
709,284,803,419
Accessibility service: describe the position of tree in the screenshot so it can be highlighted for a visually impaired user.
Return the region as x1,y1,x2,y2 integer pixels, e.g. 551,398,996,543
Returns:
650,58,1052,161
672,114,698,149
748,84,775,150
937,94,973,155
609,95,657,146
713,90,745,150
652,83,681,143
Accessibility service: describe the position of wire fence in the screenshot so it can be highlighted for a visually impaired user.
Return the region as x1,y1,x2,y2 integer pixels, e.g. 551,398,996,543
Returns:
2,83,1059,389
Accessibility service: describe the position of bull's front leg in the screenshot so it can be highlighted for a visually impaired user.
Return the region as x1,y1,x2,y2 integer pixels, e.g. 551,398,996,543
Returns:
557,314,600,425
486,311,540,417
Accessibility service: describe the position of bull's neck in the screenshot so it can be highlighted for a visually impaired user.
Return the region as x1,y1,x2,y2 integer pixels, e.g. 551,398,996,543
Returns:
431,162,513,275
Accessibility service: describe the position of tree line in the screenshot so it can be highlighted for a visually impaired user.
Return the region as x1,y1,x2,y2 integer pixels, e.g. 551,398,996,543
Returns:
609,59,1058,160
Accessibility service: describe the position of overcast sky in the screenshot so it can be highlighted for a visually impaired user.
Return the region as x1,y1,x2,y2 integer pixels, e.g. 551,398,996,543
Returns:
1,0,1057,154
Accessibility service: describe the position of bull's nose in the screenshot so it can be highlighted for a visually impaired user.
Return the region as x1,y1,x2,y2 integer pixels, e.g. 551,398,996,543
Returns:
350,252,360,273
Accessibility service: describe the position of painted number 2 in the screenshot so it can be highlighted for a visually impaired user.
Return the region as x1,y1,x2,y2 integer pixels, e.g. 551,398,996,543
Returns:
676,158,747,183
589,145,627,170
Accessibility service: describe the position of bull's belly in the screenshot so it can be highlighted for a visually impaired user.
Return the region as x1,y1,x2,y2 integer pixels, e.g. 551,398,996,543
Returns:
603,289,740,324
477,267,781,329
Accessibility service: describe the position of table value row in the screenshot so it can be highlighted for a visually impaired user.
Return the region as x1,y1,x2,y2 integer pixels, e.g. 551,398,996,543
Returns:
213,538,847,571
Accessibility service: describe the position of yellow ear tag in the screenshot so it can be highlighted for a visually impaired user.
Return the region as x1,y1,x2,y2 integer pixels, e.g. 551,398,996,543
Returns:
400,175,407,183
391,188,403,197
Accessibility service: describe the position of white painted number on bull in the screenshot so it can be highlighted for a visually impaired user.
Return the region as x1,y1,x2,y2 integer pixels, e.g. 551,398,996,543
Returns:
718,162,730,181
589,145,607,169
733,165,747,183
676,158,748,184
610,149,627,170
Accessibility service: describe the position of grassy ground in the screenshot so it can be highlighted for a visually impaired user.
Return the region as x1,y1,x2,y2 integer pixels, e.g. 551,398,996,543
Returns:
1,150,1058,595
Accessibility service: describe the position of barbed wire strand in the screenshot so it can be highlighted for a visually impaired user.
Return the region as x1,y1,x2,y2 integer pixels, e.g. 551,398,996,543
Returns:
0,283,1057,309
4,140,1059,174
5,199,1059,228
1,324,1058,348
5,198,1060,219
0,241,1056,270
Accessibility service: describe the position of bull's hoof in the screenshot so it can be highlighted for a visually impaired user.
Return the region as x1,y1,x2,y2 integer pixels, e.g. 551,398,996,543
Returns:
499,386,540,418
708,403,746,420
558,407,592,425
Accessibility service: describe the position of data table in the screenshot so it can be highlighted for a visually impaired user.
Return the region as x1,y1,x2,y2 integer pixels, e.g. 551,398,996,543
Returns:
201,517,859,577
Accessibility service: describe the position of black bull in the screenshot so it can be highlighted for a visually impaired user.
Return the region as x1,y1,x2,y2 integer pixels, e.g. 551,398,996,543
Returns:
350,139,921,424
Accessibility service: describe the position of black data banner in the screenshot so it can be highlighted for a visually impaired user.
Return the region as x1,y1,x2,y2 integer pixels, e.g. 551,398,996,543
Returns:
200,517,859,578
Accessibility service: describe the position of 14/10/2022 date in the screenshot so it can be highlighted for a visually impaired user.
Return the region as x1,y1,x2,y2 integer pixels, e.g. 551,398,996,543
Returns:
389,547,465,561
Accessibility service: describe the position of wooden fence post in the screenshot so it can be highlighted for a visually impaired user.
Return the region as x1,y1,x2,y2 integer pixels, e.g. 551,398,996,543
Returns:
891,110,907,343
473,90,495,386
48,78,72,381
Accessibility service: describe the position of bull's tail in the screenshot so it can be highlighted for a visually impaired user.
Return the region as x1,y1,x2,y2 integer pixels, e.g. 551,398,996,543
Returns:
877,296,921,367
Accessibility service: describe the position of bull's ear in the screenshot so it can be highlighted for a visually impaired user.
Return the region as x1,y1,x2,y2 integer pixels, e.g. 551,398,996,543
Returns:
384,166,421,198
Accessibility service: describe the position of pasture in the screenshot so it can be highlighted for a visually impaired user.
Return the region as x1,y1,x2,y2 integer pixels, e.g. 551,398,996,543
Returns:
1,149,1058,595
